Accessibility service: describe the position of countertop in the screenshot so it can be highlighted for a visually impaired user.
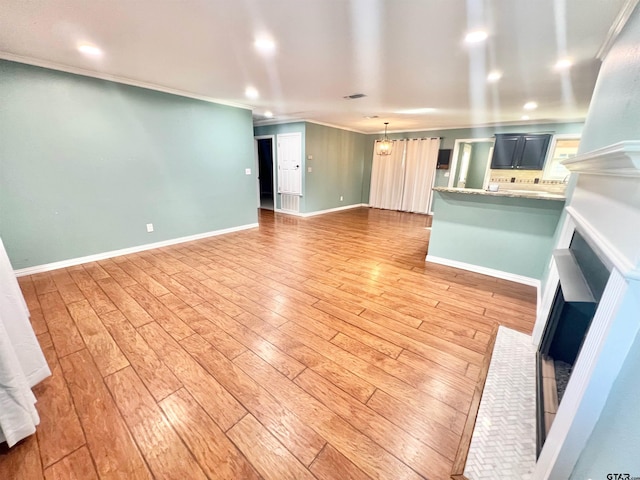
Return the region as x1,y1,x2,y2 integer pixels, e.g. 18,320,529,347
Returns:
433,187,566,201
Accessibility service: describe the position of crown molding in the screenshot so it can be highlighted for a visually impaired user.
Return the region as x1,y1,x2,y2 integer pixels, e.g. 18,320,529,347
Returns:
596,0,640,60
0,52,252,111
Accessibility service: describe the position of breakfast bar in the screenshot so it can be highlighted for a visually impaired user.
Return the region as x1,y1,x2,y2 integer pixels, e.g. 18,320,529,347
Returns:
427,187,566,283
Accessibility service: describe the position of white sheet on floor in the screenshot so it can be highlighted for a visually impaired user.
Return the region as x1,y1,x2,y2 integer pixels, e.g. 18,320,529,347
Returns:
0,238,51,447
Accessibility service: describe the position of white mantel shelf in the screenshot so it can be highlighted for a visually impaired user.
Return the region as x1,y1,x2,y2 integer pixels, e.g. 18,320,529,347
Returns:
561,140,640,281
562,140,640,176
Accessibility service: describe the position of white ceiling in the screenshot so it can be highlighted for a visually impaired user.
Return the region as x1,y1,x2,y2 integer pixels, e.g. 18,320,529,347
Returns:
0,0,631,133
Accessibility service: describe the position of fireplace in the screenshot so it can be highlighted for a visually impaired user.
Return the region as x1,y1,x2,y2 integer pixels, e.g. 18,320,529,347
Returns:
535,230,610,454
453,141,639,479
530,141,640,479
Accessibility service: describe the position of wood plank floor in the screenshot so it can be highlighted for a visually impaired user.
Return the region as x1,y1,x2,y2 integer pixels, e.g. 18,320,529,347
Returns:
0,207,536,480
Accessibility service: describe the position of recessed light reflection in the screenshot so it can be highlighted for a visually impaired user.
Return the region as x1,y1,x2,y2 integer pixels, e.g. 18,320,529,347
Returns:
245,86,259,100
77,44,103,56
254,37,276,54
465,30,488,43
487,71,502,82
263,111,273,118
523,101,538,111
554,58,573,70
521,115,530,120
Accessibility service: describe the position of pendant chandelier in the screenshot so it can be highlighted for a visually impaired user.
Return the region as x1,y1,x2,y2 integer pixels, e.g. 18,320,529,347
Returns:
377,122,393,156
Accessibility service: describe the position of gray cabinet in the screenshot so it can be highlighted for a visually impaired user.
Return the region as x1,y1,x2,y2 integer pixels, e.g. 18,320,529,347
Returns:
491,133,552,170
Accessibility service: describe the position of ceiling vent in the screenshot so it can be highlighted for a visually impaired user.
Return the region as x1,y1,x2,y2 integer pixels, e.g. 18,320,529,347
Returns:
343,93,367,100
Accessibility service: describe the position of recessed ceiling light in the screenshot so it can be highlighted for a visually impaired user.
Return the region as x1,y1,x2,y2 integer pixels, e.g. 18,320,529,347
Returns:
487,70,502,82
554,58,573,70
395,108,437,114
263,111,273,118
77,44,103,56
254,37,276,54
523,101,538,110
245,86,259,100
465,30,488,43
521,115,530,120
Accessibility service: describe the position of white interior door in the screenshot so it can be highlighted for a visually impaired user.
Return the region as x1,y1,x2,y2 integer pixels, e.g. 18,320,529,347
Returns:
277,133,302,195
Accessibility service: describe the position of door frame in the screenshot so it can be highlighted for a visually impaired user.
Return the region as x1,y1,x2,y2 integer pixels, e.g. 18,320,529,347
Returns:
448,138,496,188
254,135,276,210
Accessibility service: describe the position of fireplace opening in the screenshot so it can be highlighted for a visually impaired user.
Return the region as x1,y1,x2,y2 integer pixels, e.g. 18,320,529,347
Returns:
536,230,610,455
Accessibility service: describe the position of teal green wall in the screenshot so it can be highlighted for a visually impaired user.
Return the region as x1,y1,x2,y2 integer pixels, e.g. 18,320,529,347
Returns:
433,169,449,189
254,122,366,214
429,192,565,280
254,122,306,211
362,140,375,203
304,123,366,213
0,60,257,270
362,122,583,203
569,8,640,478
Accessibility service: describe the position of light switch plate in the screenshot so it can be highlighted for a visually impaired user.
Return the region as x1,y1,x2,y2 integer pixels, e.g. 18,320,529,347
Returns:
308,167,312,173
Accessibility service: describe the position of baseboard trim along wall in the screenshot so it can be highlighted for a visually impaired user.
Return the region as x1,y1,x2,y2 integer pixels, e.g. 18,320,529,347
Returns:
425,254,541,289
275,203,368,218
14,223,259,277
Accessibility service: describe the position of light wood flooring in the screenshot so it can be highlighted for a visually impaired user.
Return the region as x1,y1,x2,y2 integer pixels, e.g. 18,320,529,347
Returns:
0,207,536,480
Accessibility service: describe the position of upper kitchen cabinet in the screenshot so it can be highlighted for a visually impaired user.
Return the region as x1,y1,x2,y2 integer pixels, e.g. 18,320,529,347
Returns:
491,134,521,168
491,133,552,170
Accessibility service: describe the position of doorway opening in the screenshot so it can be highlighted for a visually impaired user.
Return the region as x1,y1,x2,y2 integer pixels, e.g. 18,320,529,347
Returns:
448,138,495,190
255,136,275,211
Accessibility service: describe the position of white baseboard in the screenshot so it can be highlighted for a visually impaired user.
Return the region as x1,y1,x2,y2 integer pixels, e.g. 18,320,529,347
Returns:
425,254,541,288
301,203,367,217
274,208,304,217
14,223,259,277
275,203,367,218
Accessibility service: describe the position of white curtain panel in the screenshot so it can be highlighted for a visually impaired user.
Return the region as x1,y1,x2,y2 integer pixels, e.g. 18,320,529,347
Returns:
0,238,51,447
369,140,406,210
401,138,441,213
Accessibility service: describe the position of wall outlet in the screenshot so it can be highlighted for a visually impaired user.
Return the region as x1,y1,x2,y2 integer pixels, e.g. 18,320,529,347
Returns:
308,167,312,173
340,196,344,201
146,223,154,233
444,171,450,177
245,168,252,175
307,154,313,160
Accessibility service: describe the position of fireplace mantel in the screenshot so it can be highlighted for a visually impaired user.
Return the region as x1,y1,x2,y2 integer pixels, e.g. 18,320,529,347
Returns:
562,140,640,177
533,141,640,479
563,141,640,280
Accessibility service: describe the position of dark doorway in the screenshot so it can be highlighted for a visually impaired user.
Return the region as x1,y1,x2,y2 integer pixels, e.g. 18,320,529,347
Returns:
257,138,274,210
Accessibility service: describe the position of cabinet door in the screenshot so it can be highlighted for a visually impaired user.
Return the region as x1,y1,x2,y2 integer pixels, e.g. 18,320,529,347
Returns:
491,134,520,169
516,134,551,169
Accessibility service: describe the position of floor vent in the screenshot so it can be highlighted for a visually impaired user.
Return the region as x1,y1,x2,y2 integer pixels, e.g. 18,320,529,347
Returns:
280,194,300,213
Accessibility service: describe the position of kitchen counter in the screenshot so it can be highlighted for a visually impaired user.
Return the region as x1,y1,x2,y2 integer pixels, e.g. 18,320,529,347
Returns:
427,189,566,281
433,186,565,201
